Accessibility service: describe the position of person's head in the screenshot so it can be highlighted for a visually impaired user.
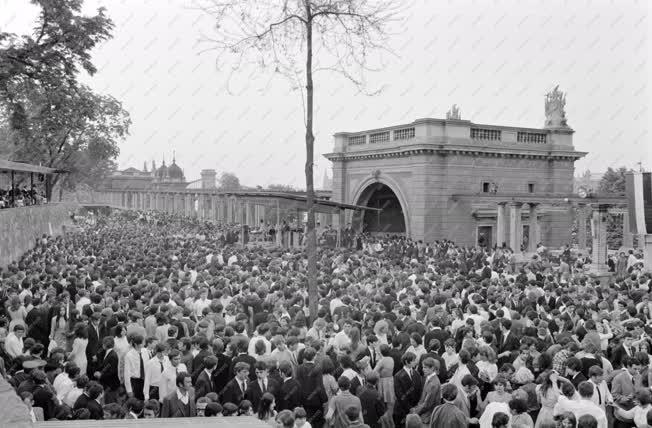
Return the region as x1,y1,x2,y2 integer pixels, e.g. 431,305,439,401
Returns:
623,356,643,377
254,360,268,380
257,392,275,419
86,381,103,400
588,365,603,384
461,374,478,394
203,355,218,372
103,403,125,419
492,374,509,393
205,402,222,417
558,412,577,428
143,399,159,418
13,324,25,338
491,412,510,428
196,397,210,417
276,409,295,428
402,351,417,368
405,413,423,428
577,381,594,399
421,357,439,377
508,397,527,416
176,372,192,393
293,407,307,427
337,375,351,392
20,392,33,408
344,405,361,423
234,361,250,380
577,414,598,428
565,357,582,376
125,397,144,416
238,400,253,416
441,383,458,402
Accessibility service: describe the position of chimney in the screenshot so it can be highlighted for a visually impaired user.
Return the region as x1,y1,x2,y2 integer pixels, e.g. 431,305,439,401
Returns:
201,169,217,189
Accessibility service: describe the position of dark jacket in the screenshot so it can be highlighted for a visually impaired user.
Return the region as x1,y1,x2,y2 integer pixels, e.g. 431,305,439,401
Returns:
245,377,279,410
277,378,302,411
221,377,247,405
160,390,197,417
393,367,422,424
358,386,386,428
194,370,215,400
99,349,120,389
74,392,104,420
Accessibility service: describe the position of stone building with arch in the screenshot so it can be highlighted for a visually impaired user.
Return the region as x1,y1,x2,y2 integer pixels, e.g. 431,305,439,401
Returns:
324,89,588,250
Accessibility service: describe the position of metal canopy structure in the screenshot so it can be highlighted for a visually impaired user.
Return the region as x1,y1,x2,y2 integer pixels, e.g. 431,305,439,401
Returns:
217,191,382,214
0,159,64,174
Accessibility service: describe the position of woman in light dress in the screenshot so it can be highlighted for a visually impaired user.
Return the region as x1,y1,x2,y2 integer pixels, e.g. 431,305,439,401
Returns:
405,333,426,362
534,371,559,428
113,324,130,384
70,323,89,375
7,296,28,332
49,305,69,355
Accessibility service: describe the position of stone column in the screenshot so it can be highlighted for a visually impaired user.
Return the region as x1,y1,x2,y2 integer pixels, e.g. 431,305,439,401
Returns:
197,194,204,219
508,202,523,254
496,202,507,248
246,201,252,226
590,204,610,273
528,203,539,253
260,205,266,226
623,212,634,248
578,205,588,249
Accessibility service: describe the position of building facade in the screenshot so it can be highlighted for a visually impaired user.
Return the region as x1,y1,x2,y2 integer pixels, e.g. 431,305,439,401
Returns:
324,87,587,249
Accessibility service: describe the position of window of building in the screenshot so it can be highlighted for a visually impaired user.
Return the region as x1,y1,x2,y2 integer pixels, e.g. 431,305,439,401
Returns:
393,127,415,140
528,183,535,193
348,135,366,145
369,131,391,144
482,182,490,193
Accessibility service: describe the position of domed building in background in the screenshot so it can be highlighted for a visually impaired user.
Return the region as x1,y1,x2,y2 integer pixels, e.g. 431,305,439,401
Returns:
104,154,188,190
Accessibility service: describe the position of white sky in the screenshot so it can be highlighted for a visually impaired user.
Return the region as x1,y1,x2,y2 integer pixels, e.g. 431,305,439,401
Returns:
1,0,650,187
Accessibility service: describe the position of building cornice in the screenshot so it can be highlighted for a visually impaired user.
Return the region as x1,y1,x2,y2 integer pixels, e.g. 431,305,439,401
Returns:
323,143,587,162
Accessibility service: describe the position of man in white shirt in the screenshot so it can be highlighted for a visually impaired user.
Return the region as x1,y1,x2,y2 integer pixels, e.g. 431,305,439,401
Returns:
159,349,187,400
143,343,170,401
332,320,353,351
554,380,607,428
5,325,26,359
123,334,146,400
247,324,272,357
587,366,612,411
75,290,90,314
53,363,80,402
193,288,211,318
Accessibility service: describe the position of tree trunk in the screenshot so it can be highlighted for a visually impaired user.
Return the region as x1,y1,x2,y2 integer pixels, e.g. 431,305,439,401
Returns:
305,4,318,322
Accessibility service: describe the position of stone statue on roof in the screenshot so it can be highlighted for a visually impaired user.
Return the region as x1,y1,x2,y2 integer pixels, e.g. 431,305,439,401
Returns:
446,104,461,120
544,85,569,128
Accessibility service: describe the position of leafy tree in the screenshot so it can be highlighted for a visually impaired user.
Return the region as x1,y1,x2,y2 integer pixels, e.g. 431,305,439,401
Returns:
203,0,397,320
218,172,241,191
598,167,630,194
0,0,128,195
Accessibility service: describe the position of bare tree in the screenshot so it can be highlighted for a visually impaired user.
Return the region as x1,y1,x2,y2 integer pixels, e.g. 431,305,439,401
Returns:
200,0,399,320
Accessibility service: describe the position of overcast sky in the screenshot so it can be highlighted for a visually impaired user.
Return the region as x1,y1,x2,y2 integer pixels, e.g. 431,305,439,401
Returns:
2,0,650,187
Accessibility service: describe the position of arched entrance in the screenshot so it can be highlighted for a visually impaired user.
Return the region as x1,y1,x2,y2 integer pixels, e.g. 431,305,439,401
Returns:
353,182,407,235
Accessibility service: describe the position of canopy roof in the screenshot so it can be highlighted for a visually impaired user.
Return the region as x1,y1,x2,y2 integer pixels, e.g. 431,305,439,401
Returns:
0,159,66,174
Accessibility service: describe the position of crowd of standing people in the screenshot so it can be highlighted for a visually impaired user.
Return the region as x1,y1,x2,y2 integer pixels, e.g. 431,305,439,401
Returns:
0,209,650,428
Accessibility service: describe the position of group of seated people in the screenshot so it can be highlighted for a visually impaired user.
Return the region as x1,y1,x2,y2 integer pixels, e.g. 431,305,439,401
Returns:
0,209,649,428
0,185,46,209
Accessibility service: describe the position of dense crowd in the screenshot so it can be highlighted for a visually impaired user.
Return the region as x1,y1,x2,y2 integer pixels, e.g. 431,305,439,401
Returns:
0,185,47,209
0,209,650,428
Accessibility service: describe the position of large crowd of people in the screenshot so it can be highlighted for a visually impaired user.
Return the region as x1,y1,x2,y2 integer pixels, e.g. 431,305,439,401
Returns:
0,209,650,428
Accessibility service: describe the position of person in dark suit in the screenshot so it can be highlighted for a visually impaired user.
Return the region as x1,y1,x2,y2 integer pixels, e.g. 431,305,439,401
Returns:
497,319,520,366
565,357,588,389
411,357,441,424
419,339,448,383
612,334,636,369
245,360,279,410
211,339,232,395
221,361,249,405
358,335,379,369
230,341,257,382
195,355,218,400
296,348,327,427
276,361,301,412
96,336,120,403
31,370,58,421
424,320,450,356
358,372,386,428
160,372,197,417
85,312,102,376
73,381,104,420
393,351,422,427
191,336,212,383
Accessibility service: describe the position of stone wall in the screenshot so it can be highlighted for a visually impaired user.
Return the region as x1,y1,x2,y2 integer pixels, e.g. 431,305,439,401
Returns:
0,203,75,268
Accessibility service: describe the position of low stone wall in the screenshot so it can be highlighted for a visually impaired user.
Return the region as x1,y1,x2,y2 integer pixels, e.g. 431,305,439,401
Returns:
0,203,76,268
